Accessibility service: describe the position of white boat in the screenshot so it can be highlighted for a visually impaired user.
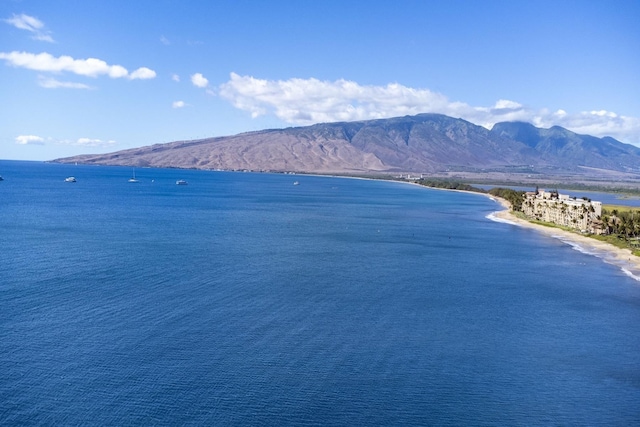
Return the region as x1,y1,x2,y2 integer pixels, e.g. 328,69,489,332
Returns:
128,168,139,183
176,179,188,185
293,181,299,186
65,176,76,182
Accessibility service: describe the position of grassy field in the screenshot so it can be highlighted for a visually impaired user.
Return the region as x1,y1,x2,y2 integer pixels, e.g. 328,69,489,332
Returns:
602,204,640,214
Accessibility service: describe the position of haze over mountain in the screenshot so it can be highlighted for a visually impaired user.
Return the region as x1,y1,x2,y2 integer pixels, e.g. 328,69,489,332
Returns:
54,114,640,176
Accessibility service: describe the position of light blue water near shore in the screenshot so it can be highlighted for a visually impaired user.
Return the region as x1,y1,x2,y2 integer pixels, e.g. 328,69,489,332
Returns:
1,161,639,425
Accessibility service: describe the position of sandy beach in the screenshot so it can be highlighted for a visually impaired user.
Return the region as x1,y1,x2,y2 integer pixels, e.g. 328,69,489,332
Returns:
487,196,640,281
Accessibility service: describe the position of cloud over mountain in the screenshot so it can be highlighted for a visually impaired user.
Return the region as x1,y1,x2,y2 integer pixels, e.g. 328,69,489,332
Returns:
219,73,640,146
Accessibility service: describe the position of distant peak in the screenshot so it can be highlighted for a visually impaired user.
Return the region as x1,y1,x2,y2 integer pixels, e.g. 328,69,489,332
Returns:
491,121,536,130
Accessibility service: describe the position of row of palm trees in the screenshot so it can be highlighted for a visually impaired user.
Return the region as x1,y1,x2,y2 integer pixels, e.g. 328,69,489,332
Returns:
601,209,640,239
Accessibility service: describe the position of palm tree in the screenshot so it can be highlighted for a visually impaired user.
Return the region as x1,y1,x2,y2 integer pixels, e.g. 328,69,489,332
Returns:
632,215,640,238
620,217,631,240
601,215,611,234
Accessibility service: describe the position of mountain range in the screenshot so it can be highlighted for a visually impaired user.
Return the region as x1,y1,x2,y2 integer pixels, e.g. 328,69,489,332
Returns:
54,113,640,176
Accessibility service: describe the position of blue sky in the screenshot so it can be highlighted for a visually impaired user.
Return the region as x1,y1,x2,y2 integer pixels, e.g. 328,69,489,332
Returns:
1,0,639,161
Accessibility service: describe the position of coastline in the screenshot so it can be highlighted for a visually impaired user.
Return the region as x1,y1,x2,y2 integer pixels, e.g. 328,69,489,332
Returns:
391,178,640,282
487,198,640,281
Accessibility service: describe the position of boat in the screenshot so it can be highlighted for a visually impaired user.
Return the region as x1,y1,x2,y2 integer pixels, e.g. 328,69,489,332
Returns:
65,177,76,182
176,179,188,185
293,181,299,186
128,168,139,183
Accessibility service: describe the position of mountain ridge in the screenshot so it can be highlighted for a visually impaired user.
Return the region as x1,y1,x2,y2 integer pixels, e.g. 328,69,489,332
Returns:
54,113,640,176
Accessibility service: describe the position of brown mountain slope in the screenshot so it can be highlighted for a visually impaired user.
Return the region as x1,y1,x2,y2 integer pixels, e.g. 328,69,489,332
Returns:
54,113,639,175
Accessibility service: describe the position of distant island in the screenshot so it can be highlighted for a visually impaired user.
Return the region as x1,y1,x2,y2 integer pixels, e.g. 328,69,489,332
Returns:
53,113,640,188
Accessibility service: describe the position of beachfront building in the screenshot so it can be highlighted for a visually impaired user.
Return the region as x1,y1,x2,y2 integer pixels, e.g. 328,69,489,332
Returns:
521,190,604,234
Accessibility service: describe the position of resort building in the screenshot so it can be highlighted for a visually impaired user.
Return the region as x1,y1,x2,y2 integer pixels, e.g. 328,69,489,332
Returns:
521,190,604,234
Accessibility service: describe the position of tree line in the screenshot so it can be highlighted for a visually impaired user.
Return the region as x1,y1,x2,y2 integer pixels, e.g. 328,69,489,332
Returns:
414,179,486,193
413,179,525,212
601,208,640,240
487,188,525,212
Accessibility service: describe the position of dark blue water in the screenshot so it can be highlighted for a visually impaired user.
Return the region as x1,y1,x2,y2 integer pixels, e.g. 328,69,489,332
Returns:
2,161,639,425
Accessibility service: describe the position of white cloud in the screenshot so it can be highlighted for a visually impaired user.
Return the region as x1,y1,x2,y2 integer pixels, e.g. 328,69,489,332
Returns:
71,138,117,147
219,73,640,146
538,110,640,144
3,13,54,43
14,134,117,147
0,51,156,81
590,110,617,118
172,100,186,108
38,76,93,89
129,67,156,80
4,13,43,31
220,73,453,123
160,35,170,45
493,99,523,110
15,135,45,145
32,33,55,43
191,72,208,88
171,73,180,82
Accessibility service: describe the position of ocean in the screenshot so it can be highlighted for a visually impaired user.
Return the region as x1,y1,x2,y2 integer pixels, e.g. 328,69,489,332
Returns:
1,160,639,425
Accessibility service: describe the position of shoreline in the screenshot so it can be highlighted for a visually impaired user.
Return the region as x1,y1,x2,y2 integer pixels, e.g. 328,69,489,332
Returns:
310,177,640,280
488,199,640,281
391,179,640,281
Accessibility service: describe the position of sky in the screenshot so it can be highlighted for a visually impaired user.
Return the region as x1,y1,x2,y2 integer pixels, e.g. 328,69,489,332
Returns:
1,0,639,161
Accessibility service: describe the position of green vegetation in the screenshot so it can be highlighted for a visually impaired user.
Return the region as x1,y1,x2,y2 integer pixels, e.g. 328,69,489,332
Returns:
414,179,486,193
469,180,640,197
589,234,640,256
601,205,640,250
412,180,526,212
603,204,640,215
487,188,525,212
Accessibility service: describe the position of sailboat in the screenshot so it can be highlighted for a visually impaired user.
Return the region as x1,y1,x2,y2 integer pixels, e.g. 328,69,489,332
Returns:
128,168,139,183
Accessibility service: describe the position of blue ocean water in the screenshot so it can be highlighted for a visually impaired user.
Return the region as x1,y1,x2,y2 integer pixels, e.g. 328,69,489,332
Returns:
1,160,639,425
